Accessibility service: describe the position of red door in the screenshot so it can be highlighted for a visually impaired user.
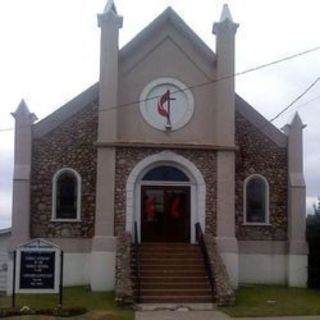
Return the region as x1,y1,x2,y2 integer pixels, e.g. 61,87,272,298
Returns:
141,186,190,242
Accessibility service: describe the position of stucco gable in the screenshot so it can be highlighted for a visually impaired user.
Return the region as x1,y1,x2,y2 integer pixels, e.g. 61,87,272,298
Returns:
235,95,287,148
33,84,288,146
119,7,216,77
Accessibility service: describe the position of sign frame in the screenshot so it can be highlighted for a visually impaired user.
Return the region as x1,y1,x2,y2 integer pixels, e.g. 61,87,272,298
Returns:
14,239,61,294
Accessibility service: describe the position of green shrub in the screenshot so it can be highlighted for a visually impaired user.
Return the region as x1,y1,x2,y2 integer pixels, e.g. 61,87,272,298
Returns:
0,306,87,318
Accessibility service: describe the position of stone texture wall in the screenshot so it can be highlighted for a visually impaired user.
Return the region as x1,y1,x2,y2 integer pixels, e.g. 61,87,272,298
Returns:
235,112,288,241
114,148,217,237
30,102,98,238
115,231,134,305
204,234,235,306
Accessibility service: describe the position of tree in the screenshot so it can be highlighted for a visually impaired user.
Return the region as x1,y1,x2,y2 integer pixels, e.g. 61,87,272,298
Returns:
307,202,320,288
313,197,320,216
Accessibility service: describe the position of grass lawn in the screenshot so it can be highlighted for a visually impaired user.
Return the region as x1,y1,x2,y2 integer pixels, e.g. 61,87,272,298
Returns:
220,285,320,317
0,287,134,320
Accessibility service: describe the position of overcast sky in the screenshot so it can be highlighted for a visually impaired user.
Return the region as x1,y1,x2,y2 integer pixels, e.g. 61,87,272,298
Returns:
0,0,320,229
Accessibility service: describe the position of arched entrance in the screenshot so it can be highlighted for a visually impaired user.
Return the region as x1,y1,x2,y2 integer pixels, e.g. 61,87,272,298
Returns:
126,151,206,243
141,166,191,242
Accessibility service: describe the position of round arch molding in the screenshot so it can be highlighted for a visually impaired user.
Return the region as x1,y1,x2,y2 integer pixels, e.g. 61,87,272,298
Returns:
125,151,206,243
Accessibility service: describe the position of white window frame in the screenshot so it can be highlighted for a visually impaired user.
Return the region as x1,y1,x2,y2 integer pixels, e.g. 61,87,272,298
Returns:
243,174,270,226
51,168,81,222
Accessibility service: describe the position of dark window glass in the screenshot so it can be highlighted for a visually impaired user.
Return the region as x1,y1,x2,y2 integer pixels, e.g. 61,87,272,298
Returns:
56,172,77,219
246,177,267,223
142,166,189,182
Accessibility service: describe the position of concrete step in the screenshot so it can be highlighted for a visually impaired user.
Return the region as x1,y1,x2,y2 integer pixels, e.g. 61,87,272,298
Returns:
140,269,206,277
133,243,214,304
139,282,210,290
136,303,216,311
138,245,199,251
139,289,212,297
137,258,202,264
139,242,199,249
139,245,199,253
139,264,205,271
139,296,213,303
135,276,209,283
138,253,203,260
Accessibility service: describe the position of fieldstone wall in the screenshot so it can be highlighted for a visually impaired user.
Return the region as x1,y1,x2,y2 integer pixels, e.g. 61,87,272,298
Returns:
114,147,217,237
115,231,134,305
235,112,288,241
30,102,98,238
204,234,235,306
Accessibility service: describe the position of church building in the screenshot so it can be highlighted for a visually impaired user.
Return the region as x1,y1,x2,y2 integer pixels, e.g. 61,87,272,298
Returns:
9,0,308,304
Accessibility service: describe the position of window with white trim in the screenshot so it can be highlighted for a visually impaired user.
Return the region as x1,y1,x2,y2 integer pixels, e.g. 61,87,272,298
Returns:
52,168,81,221
244,174,269,224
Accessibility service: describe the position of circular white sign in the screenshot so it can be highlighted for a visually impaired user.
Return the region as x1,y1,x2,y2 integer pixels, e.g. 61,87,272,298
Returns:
140,78,194,131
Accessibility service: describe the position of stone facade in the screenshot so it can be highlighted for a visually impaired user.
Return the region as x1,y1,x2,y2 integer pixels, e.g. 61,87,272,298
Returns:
29,108,288,242
204,234,235,306
235,112,288,241
114,147,217,237
115,231,134,305
30,102,98,238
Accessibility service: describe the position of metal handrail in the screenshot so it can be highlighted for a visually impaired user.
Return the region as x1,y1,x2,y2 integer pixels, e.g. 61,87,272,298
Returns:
133,222,141,303
195,222,215,298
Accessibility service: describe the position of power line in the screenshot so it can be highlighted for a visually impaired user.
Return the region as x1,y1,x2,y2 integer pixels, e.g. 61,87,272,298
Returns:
0,45,319,133
98,45,320,113
269,77,320,123
280,94,320,118
255,77,320,134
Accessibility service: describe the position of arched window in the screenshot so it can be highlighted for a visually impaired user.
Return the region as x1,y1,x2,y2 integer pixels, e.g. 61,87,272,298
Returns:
244,174,269,224
52,168,81,221
142,165,190,182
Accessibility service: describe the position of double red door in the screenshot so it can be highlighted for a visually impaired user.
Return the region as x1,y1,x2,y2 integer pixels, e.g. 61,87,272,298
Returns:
141,186,190,242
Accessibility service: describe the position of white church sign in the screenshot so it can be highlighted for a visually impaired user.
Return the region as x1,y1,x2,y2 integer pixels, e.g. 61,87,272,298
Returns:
14,239,62,294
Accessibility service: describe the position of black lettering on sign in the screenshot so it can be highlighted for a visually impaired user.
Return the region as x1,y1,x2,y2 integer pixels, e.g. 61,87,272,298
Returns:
20,251,55,289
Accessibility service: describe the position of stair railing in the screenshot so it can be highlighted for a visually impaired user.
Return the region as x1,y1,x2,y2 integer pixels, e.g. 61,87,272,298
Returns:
195,222,215,298
133,222,141,303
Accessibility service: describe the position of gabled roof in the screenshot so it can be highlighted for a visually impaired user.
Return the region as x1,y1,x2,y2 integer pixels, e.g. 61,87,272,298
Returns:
16,238,60,250
33,83,98,138
235,95,287,147
119,7,216,65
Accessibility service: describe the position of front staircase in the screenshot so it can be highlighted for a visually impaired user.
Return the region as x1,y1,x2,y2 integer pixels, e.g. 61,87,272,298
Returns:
132,242,214,303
